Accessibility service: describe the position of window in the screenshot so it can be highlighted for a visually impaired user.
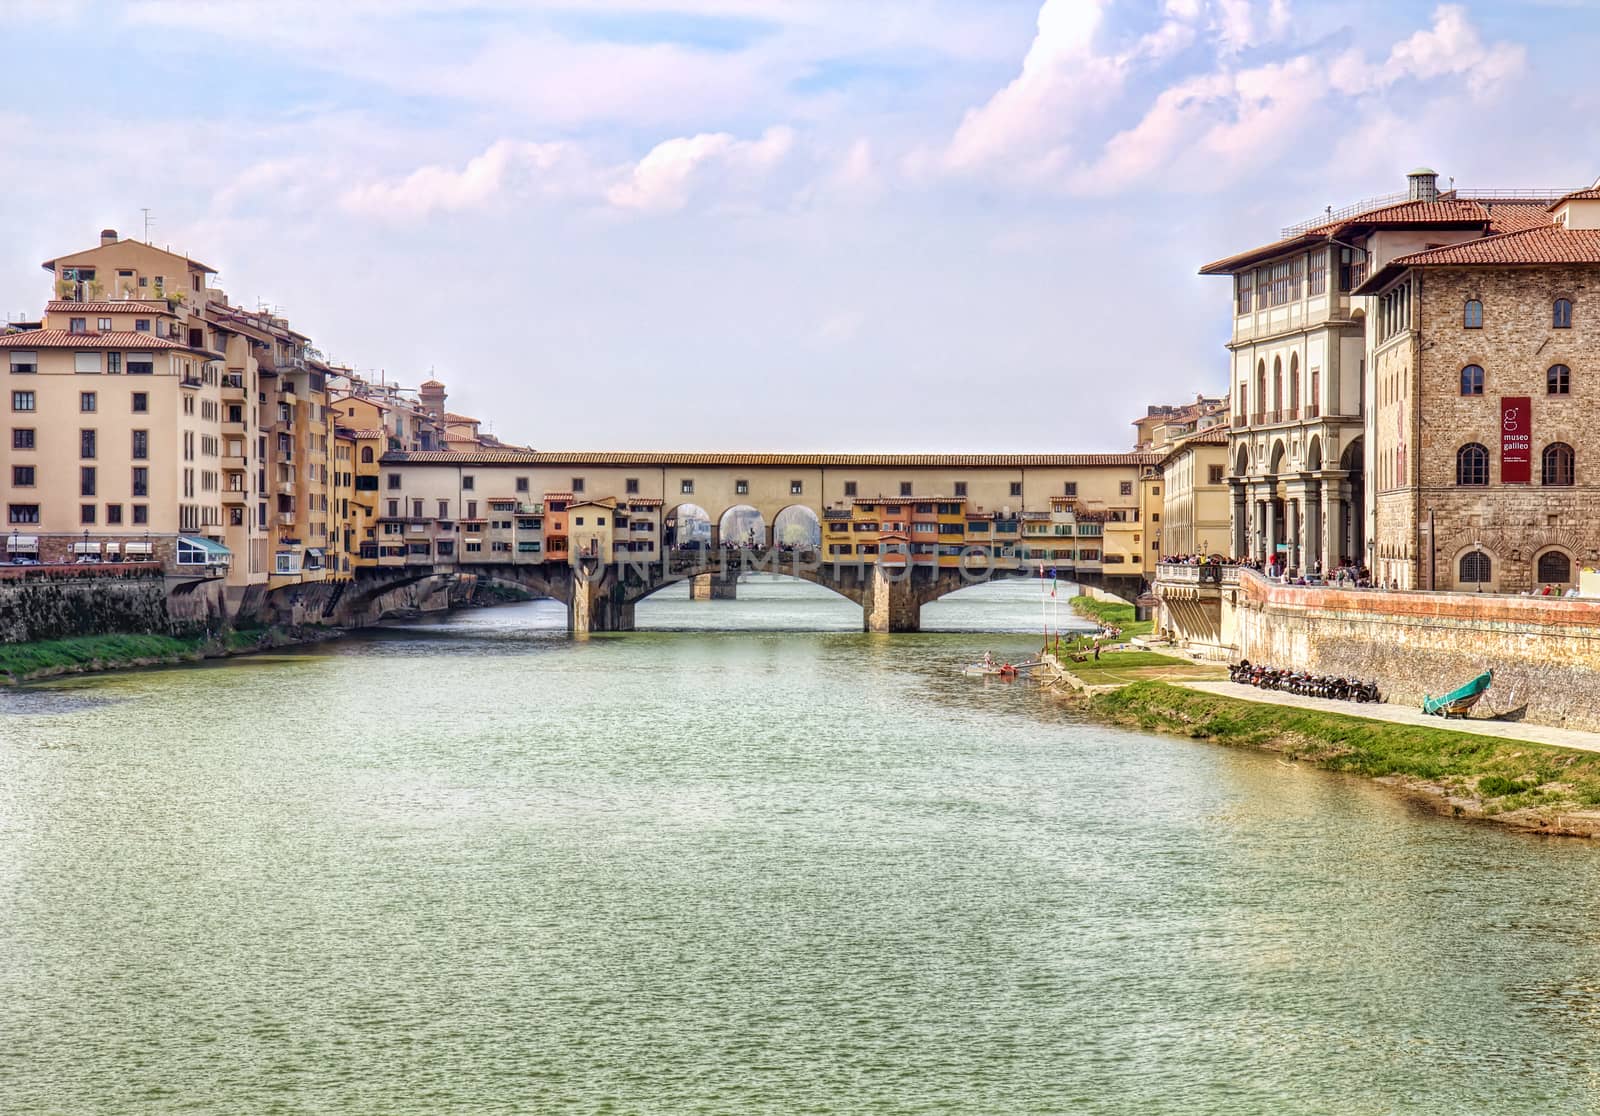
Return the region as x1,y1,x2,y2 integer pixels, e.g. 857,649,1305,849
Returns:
387,499,399,517
1460,365,1484,396
97,317,112,332
12,391,34,412
9,351,36,374
387,473,401,489
516,477,529,493
1464,299,1483,329
736,479,750,495
790,480,804,495
844,481,858,497
132,504,147,525
1542,442,1575,486
80,504,96,525
135,319,151,332
359,446,374,463
626,478,640,495
80,466,96,496
12,428,33,449
106,504,122,525
572,477,585,494
8,504,40,524
1456,443,1489,486
681,479,695,495
1538,550,1573,583
69,317,87,333
955,482,968,497
1459,551,1491,584
438,500,450,518
1010,482,1023,497
1060,482,1076,497
1548,364,1570,395
1235,273,1252,314
574,517,584,527
1120,481,1133,496
1554,298,1573,329
80,429,96,458
900,482,913,497
462,475,475,490
1307,249,1327,296
80,391,96,412
127,353,153,375
466,500,477,519
132,467,148,497
412,499,423,518
1208,464,1225,485
12,465,33,486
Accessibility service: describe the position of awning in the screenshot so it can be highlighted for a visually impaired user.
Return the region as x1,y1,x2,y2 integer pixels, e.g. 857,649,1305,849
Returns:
306,547,324,558
6,535,39,552
122,542,153,555
104,542,121,553
73,541,102,554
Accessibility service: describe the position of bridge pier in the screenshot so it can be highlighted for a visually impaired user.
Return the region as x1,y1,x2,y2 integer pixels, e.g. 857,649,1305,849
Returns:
569,567,635,634
863,564,921,633
689,571,738,600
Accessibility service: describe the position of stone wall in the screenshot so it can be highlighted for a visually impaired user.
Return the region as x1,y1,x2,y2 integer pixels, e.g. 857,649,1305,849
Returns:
0,568,192,643
1234,572,1600,730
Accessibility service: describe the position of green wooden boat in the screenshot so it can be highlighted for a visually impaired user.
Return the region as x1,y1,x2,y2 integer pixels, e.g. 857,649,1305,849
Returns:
1422,670,1492,718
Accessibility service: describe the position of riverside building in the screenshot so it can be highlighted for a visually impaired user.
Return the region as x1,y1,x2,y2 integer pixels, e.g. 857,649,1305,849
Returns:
1199,168,1564,572
1355,180,1600,592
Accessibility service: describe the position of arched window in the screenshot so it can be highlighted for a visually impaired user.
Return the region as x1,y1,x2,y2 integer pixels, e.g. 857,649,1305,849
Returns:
1456,443,1489,486
1464,299,1483,329
1554,298,1573,329
1548,364,1571,395
1272,356,1283,416
360,446,374,463
1289,354,1300,417
1542,442,1574,486
1460,364,1484,396
1537,550,1573,584
1460,551,1492,584
1254,360,1266,422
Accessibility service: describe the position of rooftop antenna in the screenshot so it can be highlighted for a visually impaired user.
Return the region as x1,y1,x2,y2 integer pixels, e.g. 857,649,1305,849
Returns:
141,208,154,243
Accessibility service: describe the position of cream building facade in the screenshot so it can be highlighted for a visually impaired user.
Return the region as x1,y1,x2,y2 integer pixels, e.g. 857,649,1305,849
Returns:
1157,427,1231,559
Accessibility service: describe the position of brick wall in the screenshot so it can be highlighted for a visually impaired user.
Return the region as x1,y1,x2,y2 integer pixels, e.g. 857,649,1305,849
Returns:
1235,571,1600,730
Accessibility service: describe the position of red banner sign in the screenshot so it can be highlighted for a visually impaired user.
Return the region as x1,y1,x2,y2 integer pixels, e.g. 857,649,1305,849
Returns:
1502,396,1531,483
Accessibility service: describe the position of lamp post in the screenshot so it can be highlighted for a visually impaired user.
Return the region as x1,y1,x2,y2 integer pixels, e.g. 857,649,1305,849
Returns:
82,528,89,564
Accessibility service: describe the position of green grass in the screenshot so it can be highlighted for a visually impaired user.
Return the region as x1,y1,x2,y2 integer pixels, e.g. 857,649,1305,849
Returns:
1092,681,1600,812
1061,649,1224,687
0,633,206,680
1069,595,1154,639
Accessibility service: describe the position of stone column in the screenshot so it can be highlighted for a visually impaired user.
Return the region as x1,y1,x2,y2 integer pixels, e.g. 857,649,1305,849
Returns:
569,565,636,634
1305,481,1322,572
1321,477,1344,568
1264,498,1278,565
1231,486,1247,559
863,563,920,633
1286,495,1301,573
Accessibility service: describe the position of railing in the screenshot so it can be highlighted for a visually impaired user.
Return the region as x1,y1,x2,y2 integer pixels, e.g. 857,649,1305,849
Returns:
1156,562,1241,587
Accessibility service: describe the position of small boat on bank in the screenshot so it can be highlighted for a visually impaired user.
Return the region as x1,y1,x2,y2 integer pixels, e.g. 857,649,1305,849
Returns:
964,662,1019,678
1422,670,1493,718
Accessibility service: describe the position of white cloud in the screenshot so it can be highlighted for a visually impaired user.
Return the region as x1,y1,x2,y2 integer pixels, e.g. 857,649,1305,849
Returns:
816,309,864,345
340,140,590,219
606,126,796,212
1329,4,1525,97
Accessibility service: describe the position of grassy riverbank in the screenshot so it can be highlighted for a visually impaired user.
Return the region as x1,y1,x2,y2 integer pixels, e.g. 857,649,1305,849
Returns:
1089,681,1600,836
1068,595,1153,639
0,625,340,684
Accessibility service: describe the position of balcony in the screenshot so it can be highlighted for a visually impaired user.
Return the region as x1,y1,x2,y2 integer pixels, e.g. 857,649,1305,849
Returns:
276,481,295,497
1232,415,1246,428
222,486,247,505
277,513,295,527
222,421,246,438
222,454,247,472
1307,403,1320,419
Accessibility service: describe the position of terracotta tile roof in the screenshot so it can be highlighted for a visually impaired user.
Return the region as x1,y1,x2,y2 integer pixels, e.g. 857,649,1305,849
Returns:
0,329,196,351
381,450,1163,468
1200,195,1562,275
443,412,479,424
419,379,445,389
337,427,387,440
1550,187,1600,210
1356,226,1600,294
46,300,173,315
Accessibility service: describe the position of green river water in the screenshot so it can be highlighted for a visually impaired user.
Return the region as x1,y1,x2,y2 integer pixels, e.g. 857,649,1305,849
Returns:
1,579,1598,1114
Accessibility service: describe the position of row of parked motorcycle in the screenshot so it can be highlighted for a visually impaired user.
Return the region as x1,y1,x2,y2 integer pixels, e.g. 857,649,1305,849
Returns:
1228,660,1382,704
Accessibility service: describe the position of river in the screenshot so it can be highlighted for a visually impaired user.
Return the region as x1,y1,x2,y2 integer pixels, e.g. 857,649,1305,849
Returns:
2,578,1598,1114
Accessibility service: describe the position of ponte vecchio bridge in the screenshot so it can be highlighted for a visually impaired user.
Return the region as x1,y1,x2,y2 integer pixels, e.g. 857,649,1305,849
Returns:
332,450,1163,633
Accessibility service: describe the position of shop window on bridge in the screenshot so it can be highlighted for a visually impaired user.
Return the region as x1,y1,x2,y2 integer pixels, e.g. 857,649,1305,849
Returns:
1459,551,1492,584
1456,443,1489,486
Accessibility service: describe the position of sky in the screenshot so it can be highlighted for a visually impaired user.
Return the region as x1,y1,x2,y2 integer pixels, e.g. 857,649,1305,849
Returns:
1,0,1596,452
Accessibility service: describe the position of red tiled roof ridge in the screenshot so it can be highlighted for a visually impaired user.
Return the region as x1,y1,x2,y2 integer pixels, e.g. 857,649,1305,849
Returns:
1387,225,1600,267
46,300,174,314
0,329,196,350
379,450,1164,467
1549,186,1600,210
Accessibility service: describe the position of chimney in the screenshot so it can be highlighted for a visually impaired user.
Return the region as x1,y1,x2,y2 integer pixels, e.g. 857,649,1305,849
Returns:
1407,167,1439,202
99,228,117,247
